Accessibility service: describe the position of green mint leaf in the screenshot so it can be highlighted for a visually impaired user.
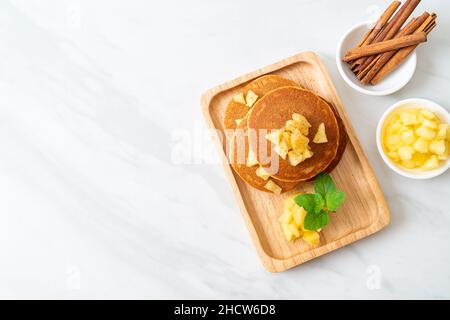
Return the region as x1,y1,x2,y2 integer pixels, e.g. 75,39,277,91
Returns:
294,193,324,214
304,210,329,231
325,190,346,212
314,172,336,198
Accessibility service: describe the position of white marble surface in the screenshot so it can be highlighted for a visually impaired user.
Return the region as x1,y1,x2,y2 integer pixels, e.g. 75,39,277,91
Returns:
0,0,449,299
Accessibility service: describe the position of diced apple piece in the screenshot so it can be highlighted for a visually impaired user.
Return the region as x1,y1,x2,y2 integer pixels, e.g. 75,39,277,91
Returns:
281,223,295,241
386,134,402,147
277,138,289,158
398,145,414,161
246,149,258,167
287,150,304,166
399,112,419,125
423,119,438,130
412,153,428,167
415,125,436,140
291,132,309,153
302,149,314,161
422,155,440,170
401,130,415,145
233,92,246,104
255,166,270,180
245,90,258,108
278,211,292,224
281,131,292,150
402,160,416,169
264,180,282,195
265,129,282,145
284,197,296,211
387,144,402,152
438,140,449,159
387,151,400,162
292,113,311,136
274,145,287,160
413,138,429,154
437,124,450,140
292,206,307,228
417,114,425,124
313,123,328,144
388,122,408,135
288,223,301,238
420,108,435,120
303,231,320,246
429,139,446,156
285,120,298,133
439,141,449,160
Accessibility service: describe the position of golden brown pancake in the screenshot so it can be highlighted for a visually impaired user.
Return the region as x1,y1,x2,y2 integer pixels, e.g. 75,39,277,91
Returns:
247,86,340,182
224,75,300,130
230,116,299,193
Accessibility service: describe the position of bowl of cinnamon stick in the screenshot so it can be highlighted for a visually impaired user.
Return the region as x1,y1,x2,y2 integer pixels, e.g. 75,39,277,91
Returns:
336,0,437,96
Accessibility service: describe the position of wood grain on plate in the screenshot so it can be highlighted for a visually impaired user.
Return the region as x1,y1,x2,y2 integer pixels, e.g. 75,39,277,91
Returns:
200,52,390,272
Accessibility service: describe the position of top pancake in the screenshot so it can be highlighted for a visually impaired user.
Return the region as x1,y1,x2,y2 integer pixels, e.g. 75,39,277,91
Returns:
247,86,340,182
223,75,300,131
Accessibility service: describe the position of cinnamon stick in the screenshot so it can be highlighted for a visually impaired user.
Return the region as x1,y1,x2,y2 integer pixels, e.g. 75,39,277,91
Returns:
358,1,401,48
371,14,437,85
350,1,401,68
360,12,430,85
356,0,421,74
343,32,426,62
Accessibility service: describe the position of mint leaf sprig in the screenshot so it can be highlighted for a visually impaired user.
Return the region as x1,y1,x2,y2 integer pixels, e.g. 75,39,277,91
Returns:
294,173,345,231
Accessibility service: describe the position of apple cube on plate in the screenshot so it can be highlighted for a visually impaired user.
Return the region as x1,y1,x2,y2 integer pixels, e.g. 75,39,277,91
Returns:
303,231,320,246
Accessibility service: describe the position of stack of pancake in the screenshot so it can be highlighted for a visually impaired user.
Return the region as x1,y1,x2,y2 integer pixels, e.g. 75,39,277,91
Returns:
225,75,347,194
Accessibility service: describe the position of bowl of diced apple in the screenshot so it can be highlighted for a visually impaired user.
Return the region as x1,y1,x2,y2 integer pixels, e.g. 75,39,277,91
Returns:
377,98,450,179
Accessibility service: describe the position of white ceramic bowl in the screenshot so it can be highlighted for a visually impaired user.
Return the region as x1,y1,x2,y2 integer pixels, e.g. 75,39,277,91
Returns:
336,22,417,96
376,98,450,179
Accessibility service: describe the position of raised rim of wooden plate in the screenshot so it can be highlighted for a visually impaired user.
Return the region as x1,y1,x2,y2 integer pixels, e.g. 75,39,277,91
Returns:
200,51,390,272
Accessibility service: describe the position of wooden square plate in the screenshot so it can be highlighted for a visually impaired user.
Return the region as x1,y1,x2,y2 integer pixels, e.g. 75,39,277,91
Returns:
201,52,390,272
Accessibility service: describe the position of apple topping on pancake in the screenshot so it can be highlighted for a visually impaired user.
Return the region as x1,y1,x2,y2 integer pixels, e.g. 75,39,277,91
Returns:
233,92,246,104
265,113,314,167
245,90,258,108
229,116,299,194
264,180,282,195
255,167,270,180
313,123,328,144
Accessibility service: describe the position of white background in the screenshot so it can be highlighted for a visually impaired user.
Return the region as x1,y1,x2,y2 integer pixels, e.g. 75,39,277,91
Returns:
0,0,449,299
